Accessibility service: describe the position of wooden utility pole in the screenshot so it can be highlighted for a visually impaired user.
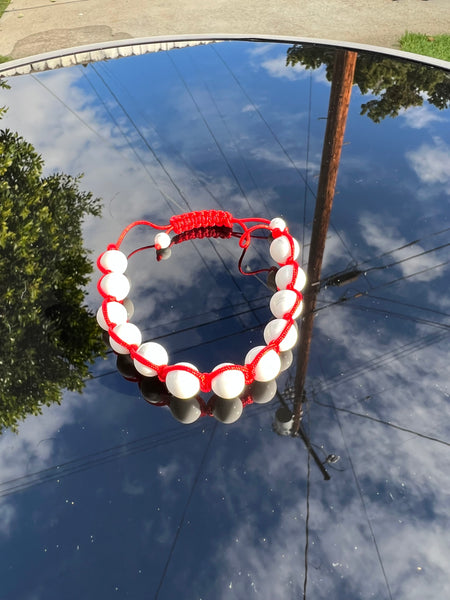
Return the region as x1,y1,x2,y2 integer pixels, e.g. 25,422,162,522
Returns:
292,49,358,435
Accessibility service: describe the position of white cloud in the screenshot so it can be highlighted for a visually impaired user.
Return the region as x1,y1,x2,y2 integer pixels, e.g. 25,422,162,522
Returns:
400,104,445,130
406,137,450,186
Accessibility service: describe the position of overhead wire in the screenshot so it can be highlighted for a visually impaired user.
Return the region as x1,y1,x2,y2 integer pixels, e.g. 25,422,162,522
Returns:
79,67,185,213
90,63,188,212
303,71,312,269
332,302,450,331
357,293,450,319
161,51,270,314
210,45,360,271
312,330,448,394
315,259,450,315
329,394,394,600
311,399,450,448
346,226,450,272
0,426,203,498
187,50,271,214
154,421,217,599
166,51,255,215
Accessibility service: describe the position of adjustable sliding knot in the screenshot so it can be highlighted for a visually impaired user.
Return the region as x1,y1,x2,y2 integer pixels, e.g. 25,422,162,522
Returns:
170,210,233,234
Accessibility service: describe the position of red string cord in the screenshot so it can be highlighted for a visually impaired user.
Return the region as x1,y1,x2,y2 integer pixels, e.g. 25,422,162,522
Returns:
98,210,302,393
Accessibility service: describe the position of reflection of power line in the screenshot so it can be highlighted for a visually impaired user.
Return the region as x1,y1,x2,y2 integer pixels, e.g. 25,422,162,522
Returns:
321,241,449,288
2,397,276,500
329,394,394,600
99,61,254,220
303,447,311,600
314,331,448,394
188,51,270,212
0,426,203,498
312,399,450,448
335,302,450,331
303,71,313,269
315,259,450,314
166,52,254,214
162,54,268,304
359,293,450,319
91,63,188,211
154,421,217,599
211,45,358,269
30,74,135,155
364,242,450,274
80,68,184,213
346,226,450,271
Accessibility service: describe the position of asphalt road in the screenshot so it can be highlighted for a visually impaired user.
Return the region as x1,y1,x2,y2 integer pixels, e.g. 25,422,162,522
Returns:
1,0,450,60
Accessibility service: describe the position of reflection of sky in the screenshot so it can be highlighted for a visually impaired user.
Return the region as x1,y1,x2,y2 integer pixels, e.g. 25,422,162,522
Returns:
0,41,449,599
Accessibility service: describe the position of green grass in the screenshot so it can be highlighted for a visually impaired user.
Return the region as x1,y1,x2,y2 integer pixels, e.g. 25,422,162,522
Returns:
400,32,450,62
0,1,11,19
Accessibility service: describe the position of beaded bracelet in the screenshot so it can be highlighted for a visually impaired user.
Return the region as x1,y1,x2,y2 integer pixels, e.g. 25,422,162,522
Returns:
96,210,306,401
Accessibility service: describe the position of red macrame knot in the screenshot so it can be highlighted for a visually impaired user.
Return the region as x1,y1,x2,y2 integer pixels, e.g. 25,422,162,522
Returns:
170,210,233,234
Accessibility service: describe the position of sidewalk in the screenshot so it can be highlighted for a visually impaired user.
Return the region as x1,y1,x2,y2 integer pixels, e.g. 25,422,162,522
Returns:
1,0,450,60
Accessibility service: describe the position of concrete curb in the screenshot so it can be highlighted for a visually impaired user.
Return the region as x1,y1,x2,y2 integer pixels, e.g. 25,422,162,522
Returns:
1,33,449,77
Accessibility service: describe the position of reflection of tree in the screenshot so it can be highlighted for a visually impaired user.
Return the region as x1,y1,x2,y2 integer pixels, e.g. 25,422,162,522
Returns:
0,128,104,433
286,45,450,122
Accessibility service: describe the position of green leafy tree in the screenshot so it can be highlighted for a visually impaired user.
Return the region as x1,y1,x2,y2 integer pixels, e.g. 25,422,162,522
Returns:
286,45,450,122
0,128,104,433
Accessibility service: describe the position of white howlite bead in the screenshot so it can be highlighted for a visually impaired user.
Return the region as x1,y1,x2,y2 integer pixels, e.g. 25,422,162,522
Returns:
155,232,171,250
99,250,128,273
269,236,300,264
275,264,307,291
213,396,243,424
270,289,302,319
134,342,169,377
109,323,142,354
211,363,245,400
96,301,128,330
100,273,130,301
269,218,286,232
244,346,281,382
263,319,298,351
165,362,200,399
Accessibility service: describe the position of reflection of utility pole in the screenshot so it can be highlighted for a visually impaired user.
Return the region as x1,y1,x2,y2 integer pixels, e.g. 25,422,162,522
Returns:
273,392,331,479
292,49,358,435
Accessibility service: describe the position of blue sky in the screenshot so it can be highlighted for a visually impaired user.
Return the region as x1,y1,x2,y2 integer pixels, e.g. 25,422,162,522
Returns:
0,40,449,599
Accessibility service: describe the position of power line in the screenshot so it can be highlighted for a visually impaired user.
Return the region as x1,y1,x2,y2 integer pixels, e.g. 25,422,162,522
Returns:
330,394,394,600
350,226,450,271
80,67,184,213
335,301,450,331
211,45,362,271
359,293,450,319
0,426,203,498
90,63,187,213
364,242,450,274
311,331,448,394
154,421,217,599
312,399,450,448
302,71,313,269
166,51,255,214
315,259,450,314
